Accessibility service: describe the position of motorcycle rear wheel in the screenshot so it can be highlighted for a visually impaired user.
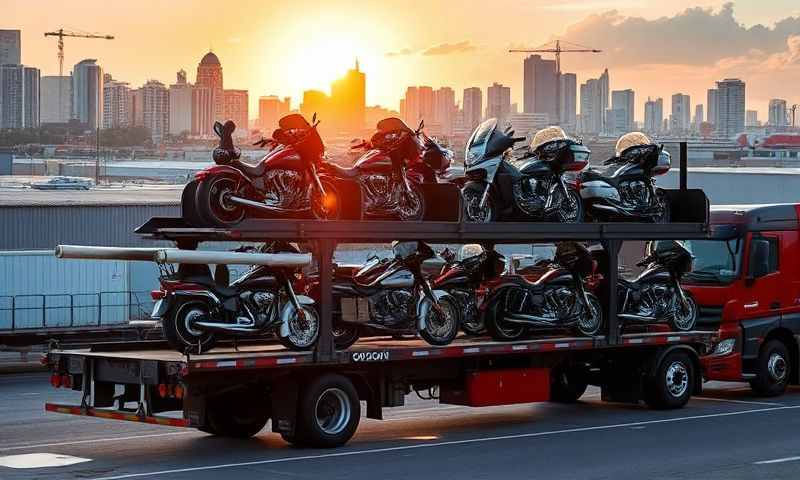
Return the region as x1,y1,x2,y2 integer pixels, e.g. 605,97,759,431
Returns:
162,300,217,354
485,298,527,341
195,174,246,227
333,324,360,350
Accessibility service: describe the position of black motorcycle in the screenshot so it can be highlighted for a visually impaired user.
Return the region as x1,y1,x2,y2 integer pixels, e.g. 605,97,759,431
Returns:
433,244,506,336
461,119,589,223
152,242,319,353
615,240,698,331
577,140,671,222
482,242,603,341
327,241,461,348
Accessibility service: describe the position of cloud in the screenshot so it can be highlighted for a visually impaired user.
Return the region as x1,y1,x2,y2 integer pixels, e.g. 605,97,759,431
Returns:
422,41,477,56
385,47,416,57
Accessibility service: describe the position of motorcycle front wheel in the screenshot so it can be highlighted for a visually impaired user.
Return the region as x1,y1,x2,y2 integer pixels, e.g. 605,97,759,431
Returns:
311,178,342,220
398,182,426,221
278,305,320,351
195,174,246,227
669,291,698,331
576,293,604,337
420,296,460,346
461,181,496,223
558,186,584,223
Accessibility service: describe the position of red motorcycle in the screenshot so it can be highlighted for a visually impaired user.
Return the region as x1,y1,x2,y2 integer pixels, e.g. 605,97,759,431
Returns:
322,118,451,221
192,114,340,227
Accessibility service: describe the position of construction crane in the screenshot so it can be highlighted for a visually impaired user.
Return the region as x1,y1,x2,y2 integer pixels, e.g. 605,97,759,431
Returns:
509,40,602,125
44,28,114,121
790,104,798,129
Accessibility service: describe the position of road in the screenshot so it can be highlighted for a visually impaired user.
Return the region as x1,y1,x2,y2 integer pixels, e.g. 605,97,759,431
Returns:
1,373,800,479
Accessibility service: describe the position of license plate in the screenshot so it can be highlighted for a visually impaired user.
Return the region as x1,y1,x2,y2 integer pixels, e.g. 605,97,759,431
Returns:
151,299,166,319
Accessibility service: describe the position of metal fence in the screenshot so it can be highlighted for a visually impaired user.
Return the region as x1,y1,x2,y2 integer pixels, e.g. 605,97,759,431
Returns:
0,291,154,331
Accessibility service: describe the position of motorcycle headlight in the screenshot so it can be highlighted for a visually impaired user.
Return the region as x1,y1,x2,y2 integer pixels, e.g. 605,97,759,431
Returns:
713,338,736,356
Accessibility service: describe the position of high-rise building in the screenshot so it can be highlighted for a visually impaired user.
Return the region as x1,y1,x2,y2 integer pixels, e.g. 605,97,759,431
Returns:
300,89,330,124
670,93,691,133
610,89,634,134
768,99,787,127
745,110,759,128
258,95,290,132
579,79,601,134
559,73,577,132
1,64,39,129
195,51,223,121
330,59,365,133
598,69,609,132
693,104,704,131
433,86,456,135
0,30,21,65
130,88,144,127
103,77,132,129
72,59,104,129
644,97,663,134
486,82,511,122
169,70,192,136
191,86,214,136
40,76,71,123
142,80,169,142
462,87,482,131
523,55,557,121
223,89,249,138
507,113,550,140
418,86,434,125
707,88,718,128
401,87,418,126
22,67,39,128
716,78,745,137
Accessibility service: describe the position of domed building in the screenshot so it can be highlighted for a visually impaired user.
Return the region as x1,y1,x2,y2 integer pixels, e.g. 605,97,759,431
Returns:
195,50,224,119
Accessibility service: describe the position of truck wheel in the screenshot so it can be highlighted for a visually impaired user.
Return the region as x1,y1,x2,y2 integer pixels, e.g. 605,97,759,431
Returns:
750,340,790,397
644,350,694,410
296,374,360,448
550,364,589,403
202,390,270,438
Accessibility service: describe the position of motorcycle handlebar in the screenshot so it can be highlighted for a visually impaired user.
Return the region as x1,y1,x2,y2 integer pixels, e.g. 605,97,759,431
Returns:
511,136,526,143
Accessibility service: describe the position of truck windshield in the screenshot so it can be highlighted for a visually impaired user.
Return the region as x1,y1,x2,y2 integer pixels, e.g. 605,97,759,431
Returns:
682,238,741,284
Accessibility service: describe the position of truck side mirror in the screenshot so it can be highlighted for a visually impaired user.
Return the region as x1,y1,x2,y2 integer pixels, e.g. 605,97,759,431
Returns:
746,238,770,283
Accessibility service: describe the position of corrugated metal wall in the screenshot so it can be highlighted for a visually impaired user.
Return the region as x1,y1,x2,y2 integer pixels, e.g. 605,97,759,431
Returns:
0,204,179,250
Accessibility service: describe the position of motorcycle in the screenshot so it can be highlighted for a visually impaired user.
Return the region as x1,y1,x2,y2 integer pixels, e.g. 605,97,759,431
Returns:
461,120,589,223
152,242,320,354
192,114,339,226
614,240,698,331
577,132,671,223
482,242,603,341
327,241,461,349
323,118,450,221
434,244,506,336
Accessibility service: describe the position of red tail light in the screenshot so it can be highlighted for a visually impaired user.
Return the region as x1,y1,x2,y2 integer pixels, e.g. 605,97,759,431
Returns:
174,385,185,399
50,374,62,388
151,290,166,300
61,374,73,389
157,384,169,398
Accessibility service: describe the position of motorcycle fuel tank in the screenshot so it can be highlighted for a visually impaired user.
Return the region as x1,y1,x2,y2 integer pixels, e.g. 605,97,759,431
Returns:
262,147,303,170
354,150,393,170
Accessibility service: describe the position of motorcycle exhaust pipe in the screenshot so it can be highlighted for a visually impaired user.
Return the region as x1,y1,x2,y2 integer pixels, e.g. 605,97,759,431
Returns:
503,313,558,325
617,313,657,322
227,195,309,215
193,321,264,334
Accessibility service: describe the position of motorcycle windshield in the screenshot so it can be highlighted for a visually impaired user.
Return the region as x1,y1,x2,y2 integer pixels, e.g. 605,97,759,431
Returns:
353,149,389,168
278,113,312,130
465,118,515,166
376,117,414,134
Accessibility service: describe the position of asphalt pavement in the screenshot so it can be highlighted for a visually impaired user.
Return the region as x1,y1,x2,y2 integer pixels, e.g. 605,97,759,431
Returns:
1,373,800,479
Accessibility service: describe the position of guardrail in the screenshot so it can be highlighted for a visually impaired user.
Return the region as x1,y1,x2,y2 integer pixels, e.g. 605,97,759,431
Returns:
0,291,154,331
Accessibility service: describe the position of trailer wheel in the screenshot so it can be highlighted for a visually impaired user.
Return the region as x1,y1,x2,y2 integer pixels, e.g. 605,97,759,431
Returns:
550,364,589,403
750,340,790,397
644,350,694,409
202,390,270,438
295,374,360,448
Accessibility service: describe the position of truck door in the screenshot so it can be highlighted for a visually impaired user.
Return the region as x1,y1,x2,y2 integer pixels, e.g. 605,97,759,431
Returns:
740,233,782,360
779,230,800,331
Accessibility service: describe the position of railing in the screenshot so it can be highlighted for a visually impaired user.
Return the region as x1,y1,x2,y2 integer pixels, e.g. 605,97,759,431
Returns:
0,291,154,331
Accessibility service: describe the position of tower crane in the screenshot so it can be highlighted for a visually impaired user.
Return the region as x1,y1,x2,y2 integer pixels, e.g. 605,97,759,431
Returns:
44,28,114,120
509,40,602,125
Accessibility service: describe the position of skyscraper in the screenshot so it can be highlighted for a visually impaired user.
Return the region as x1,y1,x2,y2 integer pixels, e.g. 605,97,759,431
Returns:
72,59,104,129
103,77,132,129
401,87,419,126
670,93,691,133
610,89,635,134
693,104,704,131
745,110,759,128
22,67,39,128
0,30,21,65
142,80,169,143
598,69,609,132
418,86,434,125
559,73,577,132
258,95,290,132
433,86,456,135
523,55,557,121
486,82,511,122
40,76,71,123
768,99,787,127
707,88,718,127
462,87,482,131
716,78,745,137
579,79,602,134
223,89,249,137
0,64,23,128
191,86,214,136
195,51,223,121
330,59,366,133
169,70,192,136
644,97,663,134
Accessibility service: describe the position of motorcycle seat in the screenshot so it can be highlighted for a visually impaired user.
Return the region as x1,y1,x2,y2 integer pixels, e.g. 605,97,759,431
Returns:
232,159,267,178
578,167,616,182
326,162,361,178
617,277,639,289
178,275,240,298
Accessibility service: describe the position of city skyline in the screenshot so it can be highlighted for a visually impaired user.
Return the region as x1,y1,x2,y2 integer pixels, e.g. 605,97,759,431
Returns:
4,1,800,121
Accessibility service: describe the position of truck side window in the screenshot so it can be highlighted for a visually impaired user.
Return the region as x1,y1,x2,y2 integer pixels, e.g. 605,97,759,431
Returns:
765,237,779,274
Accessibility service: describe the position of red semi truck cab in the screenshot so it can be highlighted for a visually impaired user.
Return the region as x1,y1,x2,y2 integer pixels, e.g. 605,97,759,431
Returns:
682,204,800,396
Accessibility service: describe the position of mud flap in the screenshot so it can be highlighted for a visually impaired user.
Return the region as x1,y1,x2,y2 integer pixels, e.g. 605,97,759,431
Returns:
420,182,462,221
270,376,299,436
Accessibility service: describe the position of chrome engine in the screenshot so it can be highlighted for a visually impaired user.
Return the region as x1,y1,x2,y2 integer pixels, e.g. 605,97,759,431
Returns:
619,180,651,207
506,286,575,321
264,169,308,209
630,284,671,318
513,177,552,216
362,174,398,212
240,290,278,324
370,289,413,326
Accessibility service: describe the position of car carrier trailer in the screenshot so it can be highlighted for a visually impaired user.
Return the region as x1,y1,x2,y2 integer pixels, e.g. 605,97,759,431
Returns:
44,184,717,449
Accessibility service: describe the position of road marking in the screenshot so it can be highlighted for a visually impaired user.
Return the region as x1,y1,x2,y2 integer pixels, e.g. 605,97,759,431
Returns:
0,432,193,452
92,405,800,480
0,453,91,469
693,396,783,407
754,456,800,465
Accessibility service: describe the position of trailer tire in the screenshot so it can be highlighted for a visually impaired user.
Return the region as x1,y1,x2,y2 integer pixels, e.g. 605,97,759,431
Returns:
202,390,270,438
749,340,790,397
296,374,360,448
550,364,589,403
644,350,694,409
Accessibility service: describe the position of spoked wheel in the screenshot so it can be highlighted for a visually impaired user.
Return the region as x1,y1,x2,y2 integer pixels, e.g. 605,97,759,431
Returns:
291,374,360,448
311,178,341,220
576,294,603,337
162,300,216,354
652,188,671,224
278,305,320,351
420,296,460,346
196,174,246,227
397,182,426,221
461,181,495,223
669,291,698,332
557,186,584,223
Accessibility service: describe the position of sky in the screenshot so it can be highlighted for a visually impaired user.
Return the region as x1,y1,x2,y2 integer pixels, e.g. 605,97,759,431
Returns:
6,0,800,121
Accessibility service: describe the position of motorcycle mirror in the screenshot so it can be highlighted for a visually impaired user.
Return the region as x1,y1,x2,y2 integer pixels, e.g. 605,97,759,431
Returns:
213,121,224,138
